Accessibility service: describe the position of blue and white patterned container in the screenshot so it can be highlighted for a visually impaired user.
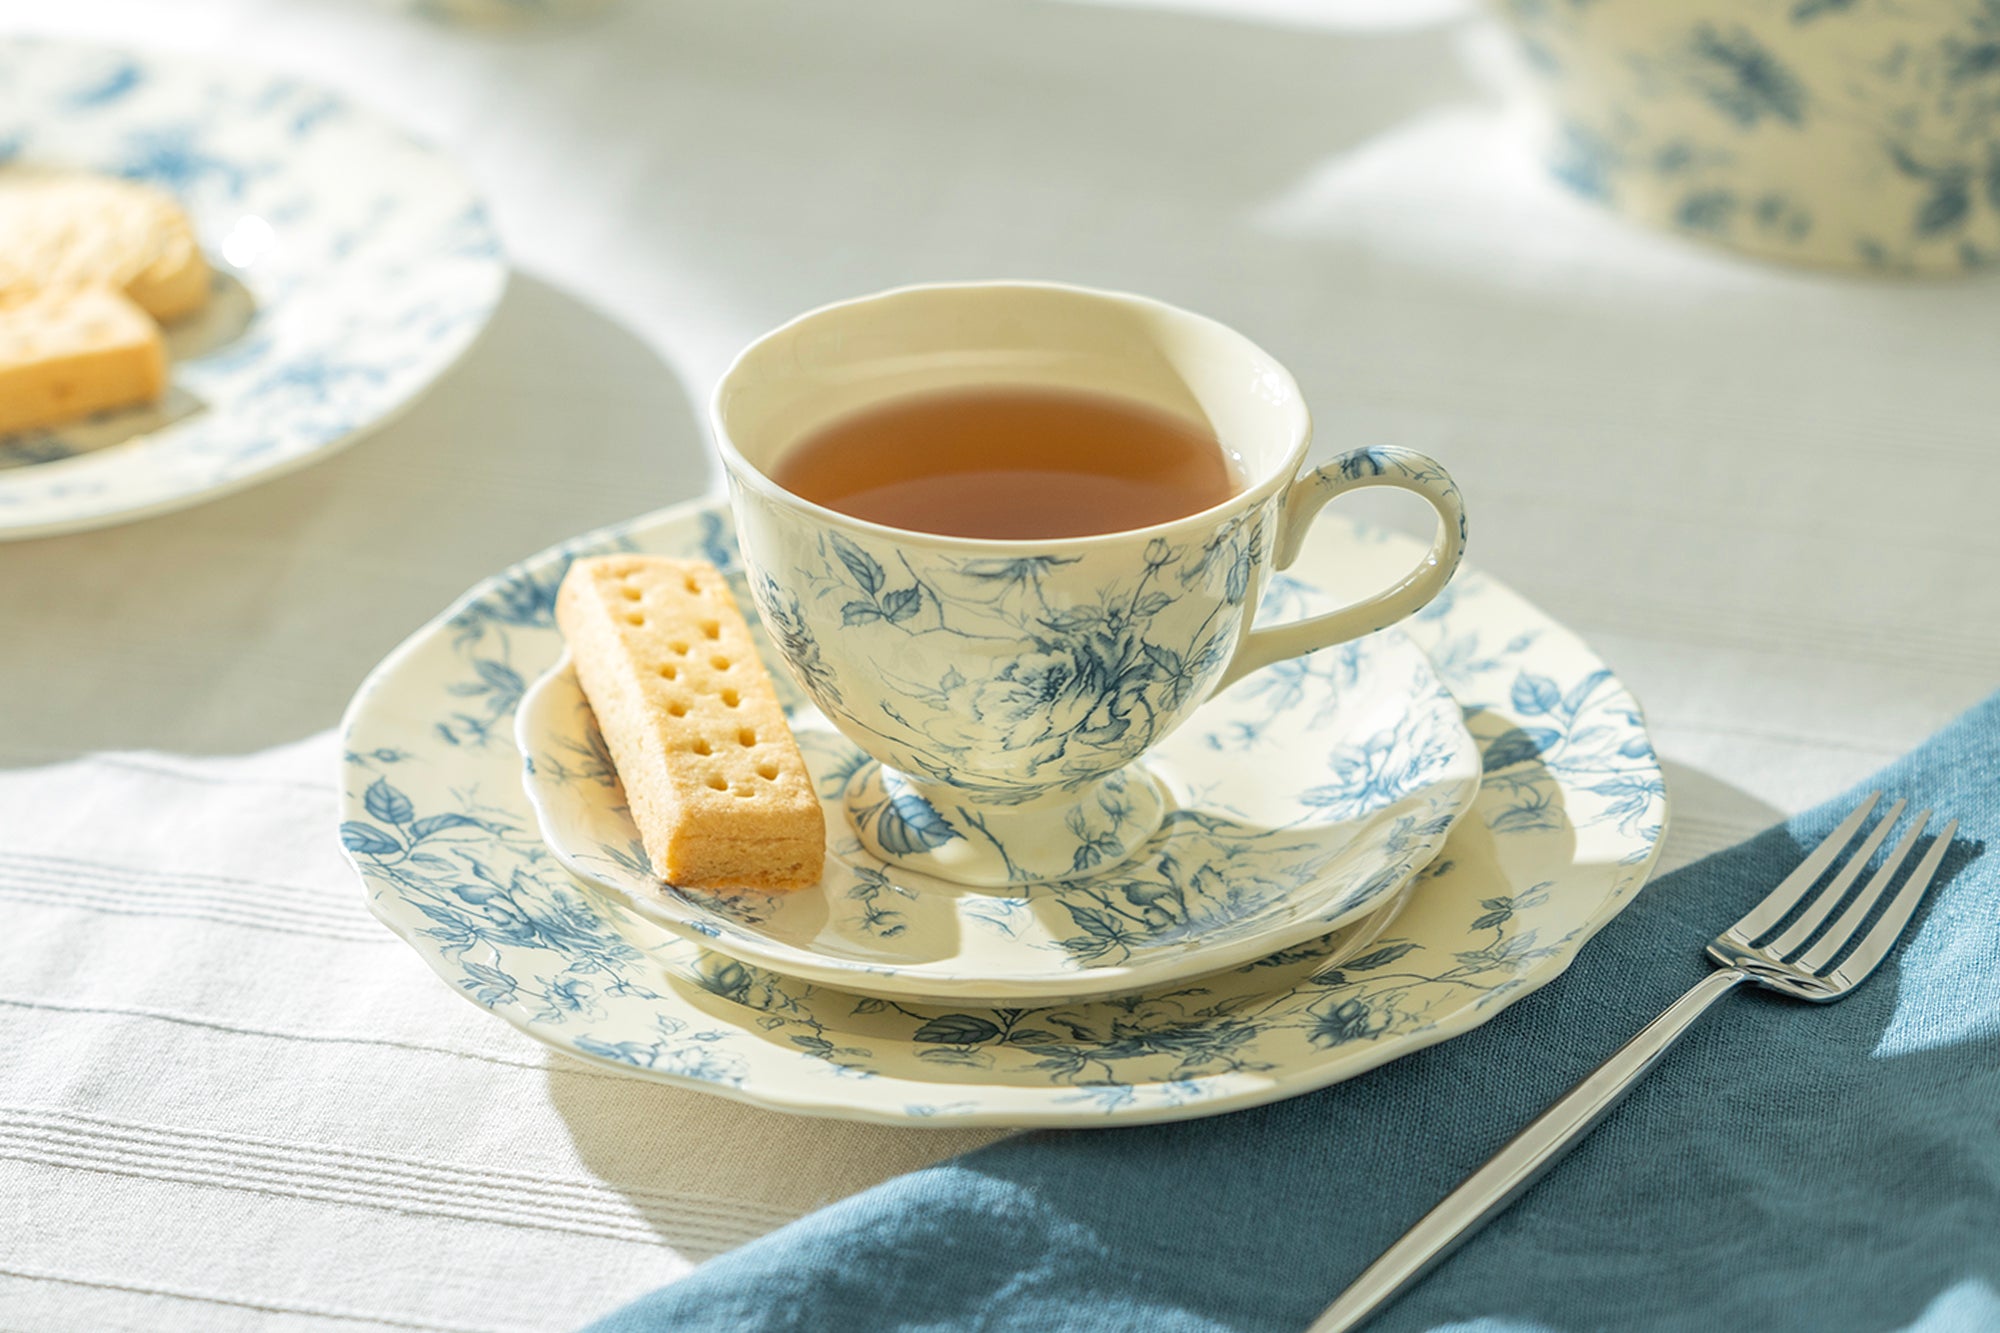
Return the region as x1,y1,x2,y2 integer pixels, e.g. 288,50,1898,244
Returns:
1497,0,2000,273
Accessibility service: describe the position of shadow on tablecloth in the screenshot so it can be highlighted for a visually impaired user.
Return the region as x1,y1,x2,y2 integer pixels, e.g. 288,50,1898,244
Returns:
0,270,709,766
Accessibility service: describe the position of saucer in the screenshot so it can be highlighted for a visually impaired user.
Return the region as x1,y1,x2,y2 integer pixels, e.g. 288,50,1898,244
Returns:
514,576,1479,1004
0,40,504,539
339,498,1667,1127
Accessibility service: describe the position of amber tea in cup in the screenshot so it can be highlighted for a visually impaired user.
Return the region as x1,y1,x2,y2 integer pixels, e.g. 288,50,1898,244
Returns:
769,385,1242,540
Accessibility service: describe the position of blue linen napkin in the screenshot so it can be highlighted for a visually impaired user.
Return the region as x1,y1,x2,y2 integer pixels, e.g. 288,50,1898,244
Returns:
584,692,1999,1333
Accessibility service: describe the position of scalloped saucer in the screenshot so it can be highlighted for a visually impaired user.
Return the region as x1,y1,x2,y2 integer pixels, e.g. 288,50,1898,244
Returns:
514,573,1480,1007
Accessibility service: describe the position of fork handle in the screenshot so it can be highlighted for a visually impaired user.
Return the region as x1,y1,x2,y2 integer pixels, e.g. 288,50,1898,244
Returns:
1306,967,1749,1333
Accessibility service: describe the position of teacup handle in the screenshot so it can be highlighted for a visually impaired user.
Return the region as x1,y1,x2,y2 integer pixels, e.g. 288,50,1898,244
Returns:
1215,446,1467,690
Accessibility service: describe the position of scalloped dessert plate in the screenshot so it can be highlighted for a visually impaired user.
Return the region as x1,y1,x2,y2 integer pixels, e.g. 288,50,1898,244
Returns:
338,499,1666,1127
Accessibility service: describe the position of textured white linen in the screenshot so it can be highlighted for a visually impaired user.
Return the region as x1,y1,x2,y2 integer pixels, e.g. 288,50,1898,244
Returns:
0,0,1995,1328
0,739,999,1331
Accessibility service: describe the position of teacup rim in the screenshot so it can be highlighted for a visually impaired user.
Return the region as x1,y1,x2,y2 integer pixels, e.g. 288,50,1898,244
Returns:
709,279,1312,552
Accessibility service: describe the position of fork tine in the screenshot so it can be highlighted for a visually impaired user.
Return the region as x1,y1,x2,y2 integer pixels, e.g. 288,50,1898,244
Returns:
1761,799,1905,957
1795,810,1931,973
1728,792,1881,942
1825,819,1957,991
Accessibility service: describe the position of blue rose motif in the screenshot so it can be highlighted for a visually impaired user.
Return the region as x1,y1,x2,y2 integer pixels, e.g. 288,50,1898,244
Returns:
966,647,1099,770
1301,723,1456,819
545,978,597,1016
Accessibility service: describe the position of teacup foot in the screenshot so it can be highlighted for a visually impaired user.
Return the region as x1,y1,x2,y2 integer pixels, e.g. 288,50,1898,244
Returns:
841,762,1168,887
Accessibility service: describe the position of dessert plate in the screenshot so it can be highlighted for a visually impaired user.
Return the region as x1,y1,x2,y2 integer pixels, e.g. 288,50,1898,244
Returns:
516,596,1478,1005
0,39,505,539
339,499,1667,1127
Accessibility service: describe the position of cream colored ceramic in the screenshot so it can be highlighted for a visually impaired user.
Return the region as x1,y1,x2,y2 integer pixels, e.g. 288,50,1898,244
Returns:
714,282,1468,887
515,588,1479,1005
0,40,504,538
1496,0,2000,274
337,499,1667,1127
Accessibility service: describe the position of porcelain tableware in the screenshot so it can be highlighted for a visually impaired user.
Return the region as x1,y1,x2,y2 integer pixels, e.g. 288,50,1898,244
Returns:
337,499,1666,1128
1495,0,2000,274
0,40,505,539
714,282,1468,886
513,571,1480,1005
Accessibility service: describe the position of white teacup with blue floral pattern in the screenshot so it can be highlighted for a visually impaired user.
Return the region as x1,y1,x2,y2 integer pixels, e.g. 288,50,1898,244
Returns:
714,282,1468,887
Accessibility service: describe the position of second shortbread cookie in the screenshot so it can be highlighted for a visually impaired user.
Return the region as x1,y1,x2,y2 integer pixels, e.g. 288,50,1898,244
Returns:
556,555,825,892
0,169,211,322
0,287,166,434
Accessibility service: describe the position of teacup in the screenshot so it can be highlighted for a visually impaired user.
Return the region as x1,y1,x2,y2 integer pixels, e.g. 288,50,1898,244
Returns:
712,282,1466,887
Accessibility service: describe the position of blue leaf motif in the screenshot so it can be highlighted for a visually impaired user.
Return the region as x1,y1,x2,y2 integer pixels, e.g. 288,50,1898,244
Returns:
912,1014,1002,1045
1677,189,1737,233
1916,174,1972,236
1342,942,1418,971
340,821,401,855
881,586,922,622
1687,25,1805,128
476,659,524,694
364,777,415,825
1552,120,1615,201
1065,905,1126,939
829,532,884,595
1483,727,1561,774
1224,548,1252,605
67,62,143,109
1309,998,1377,1047
873,790,960,856
410,812,481,841
1071,833,1121,874
1561,669,1613,719
696,510,737,569
1950,41,2000,81
460,962,518,1006
1510,674,1562,716
841,601,883,626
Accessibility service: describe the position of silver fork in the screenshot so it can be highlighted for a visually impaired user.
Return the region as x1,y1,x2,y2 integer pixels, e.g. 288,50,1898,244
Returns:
1308,792,1958,1333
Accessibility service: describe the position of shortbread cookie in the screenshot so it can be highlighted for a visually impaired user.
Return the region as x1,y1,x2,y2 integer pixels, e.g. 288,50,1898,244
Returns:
0,169,211,323
0,286,167,435
556,556,825,892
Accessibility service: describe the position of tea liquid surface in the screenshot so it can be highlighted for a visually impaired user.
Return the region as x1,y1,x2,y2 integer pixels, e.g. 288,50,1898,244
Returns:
769,386,1239,540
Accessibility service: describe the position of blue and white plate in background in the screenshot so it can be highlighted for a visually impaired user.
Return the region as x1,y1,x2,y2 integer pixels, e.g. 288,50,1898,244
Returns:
338,500,1668,1128
0,40,505,540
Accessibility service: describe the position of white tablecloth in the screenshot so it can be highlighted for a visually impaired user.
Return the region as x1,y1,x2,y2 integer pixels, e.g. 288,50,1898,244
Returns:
1,1,1995,1328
